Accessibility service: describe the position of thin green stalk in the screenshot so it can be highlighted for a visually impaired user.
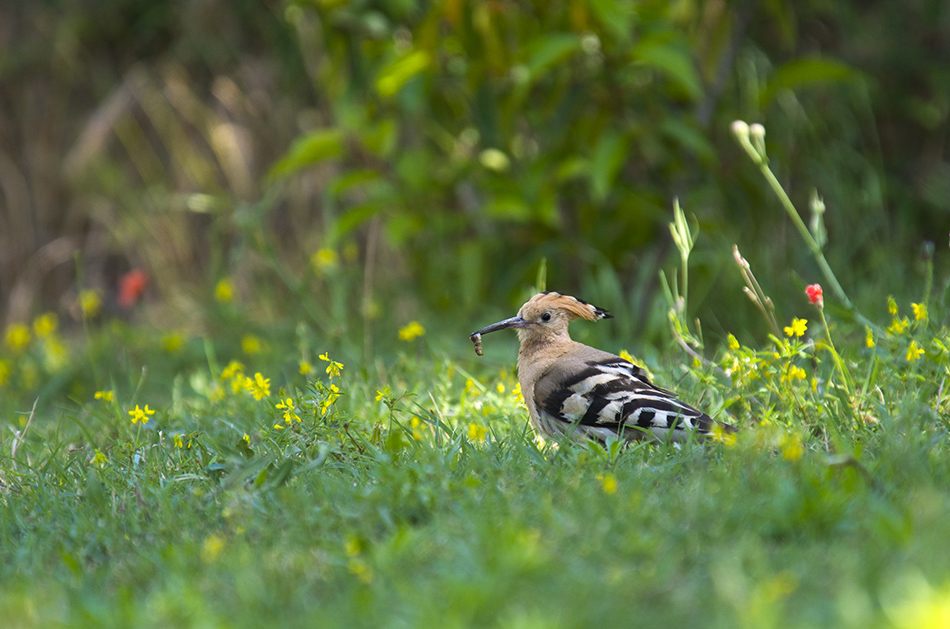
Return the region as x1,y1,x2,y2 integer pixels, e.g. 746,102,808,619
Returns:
731,121,873,329
818,308,854,400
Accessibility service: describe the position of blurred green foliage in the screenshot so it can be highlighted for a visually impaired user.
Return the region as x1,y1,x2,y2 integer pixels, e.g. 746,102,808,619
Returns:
1,0,948,346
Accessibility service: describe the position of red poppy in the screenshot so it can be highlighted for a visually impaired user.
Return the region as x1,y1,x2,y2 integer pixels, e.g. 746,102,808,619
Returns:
118,269,149,308
805,284,823,309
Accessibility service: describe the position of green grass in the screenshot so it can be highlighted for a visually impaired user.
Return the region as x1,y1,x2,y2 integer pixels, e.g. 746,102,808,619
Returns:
2,298,950,628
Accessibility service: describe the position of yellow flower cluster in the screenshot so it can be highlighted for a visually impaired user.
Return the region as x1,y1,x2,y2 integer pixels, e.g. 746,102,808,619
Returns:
321,384,341,414
221,360,246,394
467,422,488,441
274,397,301,429
311,248,339,276
215,278,235,303
784,318,807,339
129,404,155,424
398,321,425,342
5,323,31,353
319,352,343,378
244,373,271,400
242,335,263,355
79,290,102,318
596,473,618,495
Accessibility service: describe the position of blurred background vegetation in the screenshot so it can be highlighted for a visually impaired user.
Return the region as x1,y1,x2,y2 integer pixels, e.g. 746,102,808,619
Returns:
1,0,948,356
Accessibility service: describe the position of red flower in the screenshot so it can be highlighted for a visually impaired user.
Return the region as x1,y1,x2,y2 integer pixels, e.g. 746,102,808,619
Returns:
118,269,149,308
805,284,823,309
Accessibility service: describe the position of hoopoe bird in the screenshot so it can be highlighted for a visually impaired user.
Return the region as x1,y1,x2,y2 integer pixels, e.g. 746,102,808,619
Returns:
471,291,736,443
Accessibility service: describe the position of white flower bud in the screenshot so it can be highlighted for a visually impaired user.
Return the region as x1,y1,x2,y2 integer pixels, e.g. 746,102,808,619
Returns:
731,120,750,141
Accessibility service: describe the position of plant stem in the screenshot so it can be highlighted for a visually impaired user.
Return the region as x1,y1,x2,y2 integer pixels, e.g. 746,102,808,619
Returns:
819,308,854,399
757,165,851,309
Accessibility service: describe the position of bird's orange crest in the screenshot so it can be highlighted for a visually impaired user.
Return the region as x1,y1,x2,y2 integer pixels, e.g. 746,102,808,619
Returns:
518,292,611,322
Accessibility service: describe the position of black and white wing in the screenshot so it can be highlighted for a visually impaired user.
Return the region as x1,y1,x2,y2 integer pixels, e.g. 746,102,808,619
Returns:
532,352,727,442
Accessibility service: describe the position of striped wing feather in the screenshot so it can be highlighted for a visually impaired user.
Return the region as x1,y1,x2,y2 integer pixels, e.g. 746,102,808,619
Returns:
533,352,716,440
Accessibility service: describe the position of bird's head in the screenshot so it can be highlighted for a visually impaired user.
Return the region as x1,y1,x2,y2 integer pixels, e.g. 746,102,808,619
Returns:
470,291,611,351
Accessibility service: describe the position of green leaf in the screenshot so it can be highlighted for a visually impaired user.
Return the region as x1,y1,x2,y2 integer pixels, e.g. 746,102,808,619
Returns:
590,132,628,203
555,156,589,182
485,194,531,222
267,129,344,181
376,50,431,98
525,33,581,80
587,0,634,44
760,57,859,106
660,119,715,162
327,203,383,246
261,459,295,491
330,169,381,198
633,37,702,101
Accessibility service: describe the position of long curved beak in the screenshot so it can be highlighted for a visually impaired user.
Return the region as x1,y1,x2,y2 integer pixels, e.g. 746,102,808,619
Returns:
470,315,528,339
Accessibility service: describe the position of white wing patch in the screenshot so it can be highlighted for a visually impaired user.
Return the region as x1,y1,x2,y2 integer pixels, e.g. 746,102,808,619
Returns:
560,393,589,419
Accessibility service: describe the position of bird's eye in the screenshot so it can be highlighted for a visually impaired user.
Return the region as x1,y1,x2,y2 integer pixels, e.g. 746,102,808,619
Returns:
541,312,552,322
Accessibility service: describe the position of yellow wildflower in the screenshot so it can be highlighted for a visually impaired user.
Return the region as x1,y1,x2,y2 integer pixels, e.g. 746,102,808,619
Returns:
348,558,374,584
214,278,235,303
91,449,109,468
311,248,339,275
244,373,271,400
496,382,505,394
128,404,156,424
319,352,343,378
94,390,114,402
321,384,341,414
398,321,425,342
783,365,807,383
174,434,184,448
727,334,740,351
242,335,263,354
887,296,898,316
243,433,250,446
410,416,424,440
5,323,30,352
162,332,184,353
865,326,875,349
467,423,488,441
711,423,737,446
912,302,928,322
888,317,910,335
276,397,301,424
79,290,102,318
299,360,314,376
464,378,480,397
597,473,618,495
201,534,225,563
512,382,523,404
221,360,245,381
32,313,57,338
782,435,805,461
907,341,925,362
783,318,807,338
344,536,362,557
375,386,390,402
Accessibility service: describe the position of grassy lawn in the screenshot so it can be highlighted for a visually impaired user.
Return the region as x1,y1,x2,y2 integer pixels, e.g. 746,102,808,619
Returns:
2,292,950,628
4,3,949,627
